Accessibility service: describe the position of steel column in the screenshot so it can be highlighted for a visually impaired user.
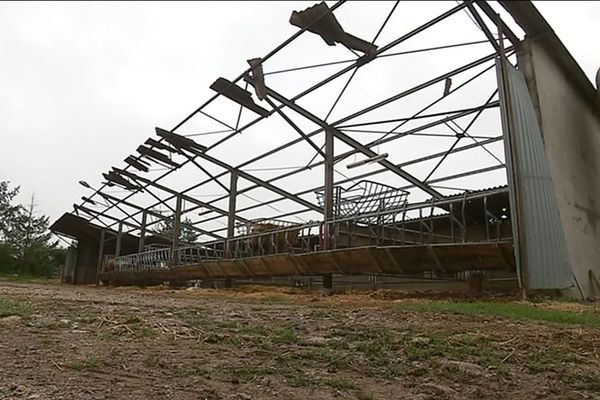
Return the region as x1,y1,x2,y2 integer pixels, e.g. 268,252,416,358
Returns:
138,210,147,253
96,229,105,284
115,222,123,257
226,170,238,258
323,126,335,289
172,195,182,265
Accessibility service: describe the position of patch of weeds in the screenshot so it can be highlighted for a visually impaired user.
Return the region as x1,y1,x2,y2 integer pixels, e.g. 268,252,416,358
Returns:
322,377,356,390
199,332,244,347
187,364,213,380
260,293,291,303
567,372,600,391
403,333,504,369
69,355,106,371
273,326,298,344
355,328,394,364
216,320,242,330
289,373,316,387
286,371,355,391
39,338,55,349
143,353,160,369
0,298,31,318
326,337,351,351
133,325,158,339
523,348,576,374
357,390,376,400
399,301,600,328
0,273,54,284
97,317,157,340
237,324,270,336
404,364,428,377
225,365,275,383
310,308,345,321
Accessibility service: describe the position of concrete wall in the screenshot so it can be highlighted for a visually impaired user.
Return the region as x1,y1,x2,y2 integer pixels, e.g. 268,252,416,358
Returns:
74,240,99,284
518,39,600,298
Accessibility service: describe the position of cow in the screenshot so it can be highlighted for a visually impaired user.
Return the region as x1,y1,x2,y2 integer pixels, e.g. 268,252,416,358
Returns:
247,222,300,255
104,258,116,272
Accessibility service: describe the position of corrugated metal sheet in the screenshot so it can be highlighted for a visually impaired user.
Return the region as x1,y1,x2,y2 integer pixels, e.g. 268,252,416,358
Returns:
497,60,573,290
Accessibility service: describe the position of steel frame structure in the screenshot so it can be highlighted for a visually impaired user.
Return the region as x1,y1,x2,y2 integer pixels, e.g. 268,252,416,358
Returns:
59,1,526,277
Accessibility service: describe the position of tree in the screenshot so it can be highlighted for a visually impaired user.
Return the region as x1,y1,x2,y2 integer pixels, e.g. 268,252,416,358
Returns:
0,181,65,276
0,181,21,237
0,181,21,272
157,216,199,244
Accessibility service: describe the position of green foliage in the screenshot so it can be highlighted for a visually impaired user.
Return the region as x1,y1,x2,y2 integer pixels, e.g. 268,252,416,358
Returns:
0,180,65,277
399,300,600,328
157,216,199,244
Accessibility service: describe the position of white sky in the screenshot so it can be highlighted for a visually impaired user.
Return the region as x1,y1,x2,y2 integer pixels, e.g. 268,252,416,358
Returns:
0,1,598,231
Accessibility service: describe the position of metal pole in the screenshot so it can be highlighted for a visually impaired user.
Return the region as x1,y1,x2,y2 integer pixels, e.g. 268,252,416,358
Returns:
96,229,105,284
172,195,182,265
138,210,147,254
323,126,335,289
225,170,238,288
227,170,238,254
115,222,123,257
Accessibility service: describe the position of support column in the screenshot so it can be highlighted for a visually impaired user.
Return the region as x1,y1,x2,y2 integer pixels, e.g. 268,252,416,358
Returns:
172,195,182,266
115,222,123,257
323,127,334,289
138,210,147,254
95,229,105,284
226,170,238,256
225,170,238,289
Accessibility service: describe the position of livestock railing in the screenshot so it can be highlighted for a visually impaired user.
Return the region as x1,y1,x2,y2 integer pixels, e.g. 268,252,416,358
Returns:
106,187,511,273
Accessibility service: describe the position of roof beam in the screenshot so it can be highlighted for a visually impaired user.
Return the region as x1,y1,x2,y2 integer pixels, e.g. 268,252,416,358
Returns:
97,191,223,240
112,167,249,223
261,85,443,198
192,153,322,213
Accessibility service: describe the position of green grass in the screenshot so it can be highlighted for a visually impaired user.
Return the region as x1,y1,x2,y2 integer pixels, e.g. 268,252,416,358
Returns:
399,301,600,328
69,355,106,371
260,293,292,303
143,353,161,368
0,298,31,317
0,273,55,283
225,365,276,383
286,372,356,391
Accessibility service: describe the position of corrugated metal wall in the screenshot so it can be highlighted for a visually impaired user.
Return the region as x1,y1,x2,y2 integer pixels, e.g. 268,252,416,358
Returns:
497,60,573,290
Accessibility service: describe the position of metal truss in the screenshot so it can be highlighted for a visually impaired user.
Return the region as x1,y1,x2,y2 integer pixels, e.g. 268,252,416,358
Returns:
65,1,523,257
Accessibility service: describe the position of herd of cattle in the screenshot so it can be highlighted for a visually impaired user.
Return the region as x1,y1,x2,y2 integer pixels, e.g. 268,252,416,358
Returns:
105,221,305,272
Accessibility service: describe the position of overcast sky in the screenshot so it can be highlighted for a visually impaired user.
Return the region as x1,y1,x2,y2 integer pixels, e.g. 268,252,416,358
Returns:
1,1,598,227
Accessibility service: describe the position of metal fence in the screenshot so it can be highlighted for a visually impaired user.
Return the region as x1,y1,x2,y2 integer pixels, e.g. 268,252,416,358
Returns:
107,187,511,273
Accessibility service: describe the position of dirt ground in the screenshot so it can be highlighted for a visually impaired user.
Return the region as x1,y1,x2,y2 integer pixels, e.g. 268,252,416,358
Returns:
0,282,599,400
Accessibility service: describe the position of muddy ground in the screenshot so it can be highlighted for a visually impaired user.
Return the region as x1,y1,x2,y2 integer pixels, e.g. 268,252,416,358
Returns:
0,282,599,399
